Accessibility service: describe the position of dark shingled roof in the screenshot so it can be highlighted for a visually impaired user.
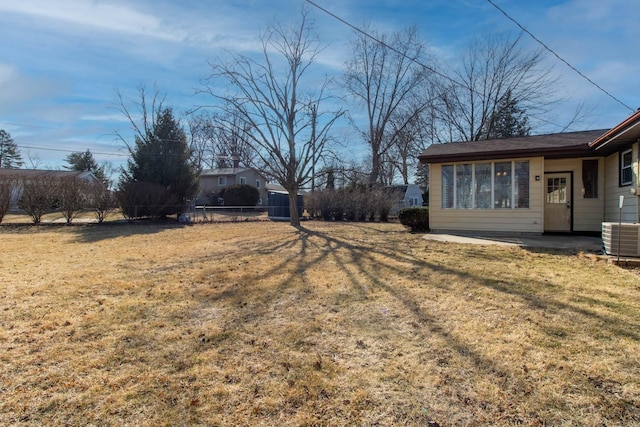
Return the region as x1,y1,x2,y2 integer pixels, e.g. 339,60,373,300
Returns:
419,129,608,163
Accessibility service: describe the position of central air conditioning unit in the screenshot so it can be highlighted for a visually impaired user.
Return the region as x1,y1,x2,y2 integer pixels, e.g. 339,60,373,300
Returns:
602,222,640,256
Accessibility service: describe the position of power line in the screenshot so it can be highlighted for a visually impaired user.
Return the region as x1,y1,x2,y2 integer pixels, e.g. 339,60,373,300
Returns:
305,0,459,88
16,144,130,158
305,0,580,132
486,0,634,112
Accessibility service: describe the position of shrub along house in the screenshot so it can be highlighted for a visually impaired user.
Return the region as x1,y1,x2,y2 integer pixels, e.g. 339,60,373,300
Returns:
418,110,640,239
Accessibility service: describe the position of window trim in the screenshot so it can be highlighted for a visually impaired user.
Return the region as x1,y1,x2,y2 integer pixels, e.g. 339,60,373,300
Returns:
620,149,633,187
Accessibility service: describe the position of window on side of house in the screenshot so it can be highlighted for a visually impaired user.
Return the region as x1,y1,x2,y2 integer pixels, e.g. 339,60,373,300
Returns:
582,159,598,198
456,164,473,209
474,163,492,209
240,176,246,185
441,165,454,208
620,149,633,186
514,161,530,208
440,160,529,210
494,162,512,208
256,180,261,188
218,176,227,186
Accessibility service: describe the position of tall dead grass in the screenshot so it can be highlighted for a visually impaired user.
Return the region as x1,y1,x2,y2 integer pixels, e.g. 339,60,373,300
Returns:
1,221,639,426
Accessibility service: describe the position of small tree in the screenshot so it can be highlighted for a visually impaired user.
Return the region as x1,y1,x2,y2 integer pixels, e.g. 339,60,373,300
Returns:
57,176,89,224
88,184,118,223
0,173,18,223
0,130,23,169
18,177,58,223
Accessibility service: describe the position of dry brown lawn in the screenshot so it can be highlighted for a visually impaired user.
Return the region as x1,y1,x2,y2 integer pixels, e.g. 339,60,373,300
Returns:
1,221,639,426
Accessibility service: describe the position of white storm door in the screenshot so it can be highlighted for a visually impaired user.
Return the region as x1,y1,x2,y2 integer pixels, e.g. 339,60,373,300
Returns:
544,173,571,232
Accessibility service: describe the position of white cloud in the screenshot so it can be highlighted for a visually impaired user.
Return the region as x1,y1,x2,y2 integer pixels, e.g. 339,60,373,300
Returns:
0,64,65,114
0,0,186,42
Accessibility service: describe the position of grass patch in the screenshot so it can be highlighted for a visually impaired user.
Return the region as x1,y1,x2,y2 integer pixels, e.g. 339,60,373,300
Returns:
1,221,639,426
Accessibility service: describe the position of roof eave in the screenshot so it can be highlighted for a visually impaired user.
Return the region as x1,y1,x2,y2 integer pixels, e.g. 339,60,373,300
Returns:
419,146,593,164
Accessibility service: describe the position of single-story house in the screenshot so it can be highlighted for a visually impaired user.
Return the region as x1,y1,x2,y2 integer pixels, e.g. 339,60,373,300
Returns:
418,110,640,235
199,163,268,205
0,168,102,209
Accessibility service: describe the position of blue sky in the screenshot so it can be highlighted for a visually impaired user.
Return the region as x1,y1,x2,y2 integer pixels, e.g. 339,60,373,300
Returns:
0,0,638,173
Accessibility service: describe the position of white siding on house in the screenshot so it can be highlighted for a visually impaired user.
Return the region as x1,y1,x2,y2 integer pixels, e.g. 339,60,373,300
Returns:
429,157,544,233
544,157,605,232
603,143,639,223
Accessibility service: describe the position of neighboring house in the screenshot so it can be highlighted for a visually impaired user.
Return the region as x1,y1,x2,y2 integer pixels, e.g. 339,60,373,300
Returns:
0,168,101,209
386,184,425,214
199,164,268,205
419,110,640,234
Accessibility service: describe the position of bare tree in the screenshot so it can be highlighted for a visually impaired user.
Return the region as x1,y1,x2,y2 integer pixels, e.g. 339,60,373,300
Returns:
201,8,344,226
188,109,259,170
57,176,89,224
385,95,435,184
433,32,556,142
344,25,433,185
18,176,58,223
87,183,118,223
0,173,18,223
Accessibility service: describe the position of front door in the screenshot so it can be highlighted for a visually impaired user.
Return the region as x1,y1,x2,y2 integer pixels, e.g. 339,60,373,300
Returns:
544,173,572,232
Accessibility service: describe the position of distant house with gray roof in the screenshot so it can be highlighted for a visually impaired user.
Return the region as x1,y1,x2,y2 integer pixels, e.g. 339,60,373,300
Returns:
199,164,268,206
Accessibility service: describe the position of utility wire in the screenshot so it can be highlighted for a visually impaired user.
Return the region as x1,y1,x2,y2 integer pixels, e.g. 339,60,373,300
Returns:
305,0,460,88
486,0,634,112
17,144,130,157
305,0,577,132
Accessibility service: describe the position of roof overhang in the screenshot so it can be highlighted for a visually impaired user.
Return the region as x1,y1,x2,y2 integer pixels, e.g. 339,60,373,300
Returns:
589,110,640,156
418,144,594,164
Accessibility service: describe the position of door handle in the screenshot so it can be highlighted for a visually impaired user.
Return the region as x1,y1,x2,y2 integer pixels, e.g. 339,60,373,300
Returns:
566,203,571,208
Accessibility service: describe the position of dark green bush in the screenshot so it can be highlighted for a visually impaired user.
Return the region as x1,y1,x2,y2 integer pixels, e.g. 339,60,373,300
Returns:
398,207,430,232
220,184,260,206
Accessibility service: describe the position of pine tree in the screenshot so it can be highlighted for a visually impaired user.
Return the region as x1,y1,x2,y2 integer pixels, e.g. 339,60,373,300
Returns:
118,107,199,218
481,90,531,140
0,130,23,168
64,149,105,182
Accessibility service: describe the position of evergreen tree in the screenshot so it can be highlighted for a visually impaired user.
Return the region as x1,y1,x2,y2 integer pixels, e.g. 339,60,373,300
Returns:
118,107,199,218
64,149,105,182
481,90,531,140
0,130,23,168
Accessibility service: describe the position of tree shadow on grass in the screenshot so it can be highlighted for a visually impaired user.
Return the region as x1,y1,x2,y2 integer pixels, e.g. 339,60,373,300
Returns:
70,220,190,243
179,222,640,422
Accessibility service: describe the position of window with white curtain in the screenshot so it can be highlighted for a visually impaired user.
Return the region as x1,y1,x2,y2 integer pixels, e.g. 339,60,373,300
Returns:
441,160,529,210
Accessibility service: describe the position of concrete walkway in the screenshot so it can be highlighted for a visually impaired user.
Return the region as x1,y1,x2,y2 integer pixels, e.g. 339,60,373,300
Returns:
423,232,603,251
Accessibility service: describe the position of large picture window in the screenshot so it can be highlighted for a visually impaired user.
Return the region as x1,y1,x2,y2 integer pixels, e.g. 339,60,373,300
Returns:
441,160,529,210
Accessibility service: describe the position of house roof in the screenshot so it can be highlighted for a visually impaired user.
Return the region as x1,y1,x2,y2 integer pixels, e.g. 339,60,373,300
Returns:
418,129,607,164
201,167,254,176
589,109,640,156
0,168,98,181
